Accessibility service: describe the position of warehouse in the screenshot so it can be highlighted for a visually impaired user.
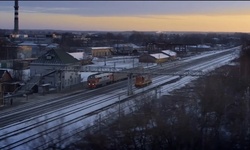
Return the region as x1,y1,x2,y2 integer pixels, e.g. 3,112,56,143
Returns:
89,47,113,58
138,53,169,63
162,50,177,60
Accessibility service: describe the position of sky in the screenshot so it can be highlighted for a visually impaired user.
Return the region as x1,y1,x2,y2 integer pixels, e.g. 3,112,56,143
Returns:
1,1,250,32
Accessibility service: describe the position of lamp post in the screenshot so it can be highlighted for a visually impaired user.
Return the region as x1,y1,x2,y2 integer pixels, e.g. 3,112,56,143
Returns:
133,58,134,68
104,54,107,66
118,94,121,118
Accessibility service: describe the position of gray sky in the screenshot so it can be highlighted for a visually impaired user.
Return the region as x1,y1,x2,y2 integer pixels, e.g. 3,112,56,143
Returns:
2,1,250,16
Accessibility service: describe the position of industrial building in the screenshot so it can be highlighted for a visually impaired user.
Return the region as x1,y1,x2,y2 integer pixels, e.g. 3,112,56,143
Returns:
113,43,142,55
138,53,169,63
88,47,113,57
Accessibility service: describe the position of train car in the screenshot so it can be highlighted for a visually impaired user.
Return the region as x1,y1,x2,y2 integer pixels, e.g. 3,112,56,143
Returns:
134,74,152,88
113,72,128,82
87,73,114,89
87,67,143,89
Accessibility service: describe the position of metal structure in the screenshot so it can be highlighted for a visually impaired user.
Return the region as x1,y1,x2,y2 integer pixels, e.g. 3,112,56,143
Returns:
60,65,225,96
80,65,223,76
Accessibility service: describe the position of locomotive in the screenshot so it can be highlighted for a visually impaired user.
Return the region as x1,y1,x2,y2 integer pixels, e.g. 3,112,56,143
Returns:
87,72,127,89
134,74,152,88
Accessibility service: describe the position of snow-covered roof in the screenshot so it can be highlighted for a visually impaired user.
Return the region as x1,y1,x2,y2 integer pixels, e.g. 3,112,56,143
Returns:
197,45,211,48
150,53,169,59
40,44,48,47
188,45,211,49
162,50,177,57
47,43,59,48
114,43,140,49
68,52,84,60
18,41,38,46
91,47,112,50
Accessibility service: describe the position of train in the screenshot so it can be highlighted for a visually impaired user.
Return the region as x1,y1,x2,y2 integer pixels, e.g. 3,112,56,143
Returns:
87,66,152,89
134,74,152,88
87,72,127,89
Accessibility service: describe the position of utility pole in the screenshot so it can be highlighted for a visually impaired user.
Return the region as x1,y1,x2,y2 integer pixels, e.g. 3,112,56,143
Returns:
245,87,250,149
104,54,107,66
246,87,250,133
133,58,134,68
127,73,133,96
118,94,121,118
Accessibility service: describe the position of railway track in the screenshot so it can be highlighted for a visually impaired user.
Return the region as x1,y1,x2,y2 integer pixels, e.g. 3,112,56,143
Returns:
0,47,239,149
34,51,237,149
0,48,235,127
0,82,126,128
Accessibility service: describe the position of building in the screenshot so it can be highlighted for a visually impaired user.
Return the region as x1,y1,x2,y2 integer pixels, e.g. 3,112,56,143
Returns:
17,42,34,58
68,52,92,65
161,50,177,60
29,49,81,91
114,43,142,55
88,47,113,58
187,44,211,52
0,70,19,105
0,70,13,83
0,37,18,60
138,53,169,64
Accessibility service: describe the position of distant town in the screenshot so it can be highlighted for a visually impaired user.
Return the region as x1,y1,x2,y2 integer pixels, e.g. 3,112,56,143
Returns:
0,9,247,102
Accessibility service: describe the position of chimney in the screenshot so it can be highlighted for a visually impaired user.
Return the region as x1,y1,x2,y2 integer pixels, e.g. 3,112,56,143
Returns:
14,0,19,34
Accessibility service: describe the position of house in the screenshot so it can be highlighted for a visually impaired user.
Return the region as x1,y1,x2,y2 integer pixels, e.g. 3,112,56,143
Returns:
0,69,12,105
68,52,92,65
138,53,169,64
29,49,81,91
0,70,12,83
0,70,19,96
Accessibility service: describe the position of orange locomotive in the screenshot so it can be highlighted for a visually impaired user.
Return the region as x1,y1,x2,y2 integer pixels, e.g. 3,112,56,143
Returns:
134,74,152,88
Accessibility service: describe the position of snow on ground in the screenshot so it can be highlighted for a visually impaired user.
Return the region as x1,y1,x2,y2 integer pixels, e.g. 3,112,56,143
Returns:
0,47,240,149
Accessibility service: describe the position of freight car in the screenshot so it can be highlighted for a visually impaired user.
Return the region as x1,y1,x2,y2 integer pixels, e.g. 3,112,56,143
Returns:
87,72,127,89
134,74,152,88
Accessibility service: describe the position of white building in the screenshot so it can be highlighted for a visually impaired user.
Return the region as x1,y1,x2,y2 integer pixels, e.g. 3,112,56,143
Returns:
30,49,81,91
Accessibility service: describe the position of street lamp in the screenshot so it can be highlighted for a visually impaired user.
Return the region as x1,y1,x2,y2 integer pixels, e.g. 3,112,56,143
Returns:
104,54,107,66
133,58,134,68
